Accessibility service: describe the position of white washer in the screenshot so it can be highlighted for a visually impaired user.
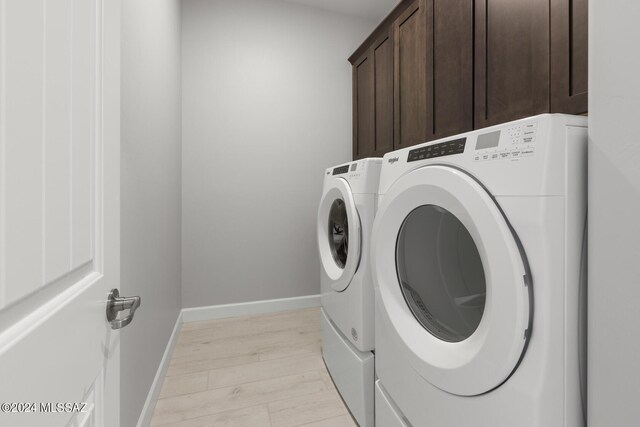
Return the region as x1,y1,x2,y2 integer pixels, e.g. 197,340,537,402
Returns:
317,158,381,427
371,114,588,426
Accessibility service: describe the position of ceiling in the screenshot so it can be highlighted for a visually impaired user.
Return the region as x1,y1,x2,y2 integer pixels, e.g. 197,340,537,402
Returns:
284,0,400,22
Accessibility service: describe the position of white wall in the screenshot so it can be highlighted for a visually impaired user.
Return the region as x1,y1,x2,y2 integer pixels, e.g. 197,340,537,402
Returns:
181,0,375,307
588,1,640,425
121,0,182,426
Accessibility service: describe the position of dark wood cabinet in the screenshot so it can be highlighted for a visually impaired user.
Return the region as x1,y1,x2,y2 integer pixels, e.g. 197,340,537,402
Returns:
395,0,473,147
352,52,374,159
352,31,394,159
474,0,550,128
430,0,474,139
373,32,395,157
351,0,473,158
475,0,588,126
394,0,428,150
550,0,588,113
349,0,587,159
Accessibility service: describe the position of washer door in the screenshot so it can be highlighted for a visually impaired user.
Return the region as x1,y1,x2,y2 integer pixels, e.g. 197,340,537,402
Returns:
318,178,362,292
372,165,531,396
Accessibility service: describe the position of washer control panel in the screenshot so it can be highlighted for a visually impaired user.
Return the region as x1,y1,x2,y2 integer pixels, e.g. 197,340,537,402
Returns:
329,161,363,181
473,121,538,162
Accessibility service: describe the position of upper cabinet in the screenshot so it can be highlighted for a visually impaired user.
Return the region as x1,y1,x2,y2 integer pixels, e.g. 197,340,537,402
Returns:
351,0,474,158
550,0,588,113
352,29,394,159
349,0,588,160
373,32,395,157
352,51,374,159
474,0,550,128
429,0,474,140
393,0,428,150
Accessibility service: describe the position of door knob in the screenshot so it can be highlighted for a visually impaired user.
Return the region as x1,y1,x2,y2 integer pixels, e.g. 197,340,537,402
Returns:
106,289,141,329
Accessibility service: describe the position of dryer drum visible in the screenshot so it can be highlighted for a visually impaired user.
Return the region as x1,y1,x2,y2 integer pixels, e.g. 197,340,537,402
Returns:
328,198,349,269
396,204,487,344
374,165,531,397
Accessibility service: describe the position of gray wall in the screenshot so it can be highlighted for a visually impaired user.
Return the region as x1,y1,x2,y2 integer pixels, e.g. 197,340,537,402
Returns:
181,0,375,308
121,0,182,426
588,0,640,425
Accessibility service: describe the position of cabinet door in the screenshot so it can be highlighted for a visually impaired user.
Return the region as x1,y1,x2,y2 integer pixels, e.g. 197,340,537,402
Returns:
475,0,550,128
372,32,394,157
393,0,428,149
352,52,374,159
352,33,394,160
550,0,588,113
430,0,473,140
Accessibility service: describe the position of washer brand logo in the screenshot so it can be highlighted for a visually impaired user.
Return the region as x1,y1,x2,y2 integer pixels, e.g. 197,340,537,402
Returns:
326,171,330,175
388,157,399,164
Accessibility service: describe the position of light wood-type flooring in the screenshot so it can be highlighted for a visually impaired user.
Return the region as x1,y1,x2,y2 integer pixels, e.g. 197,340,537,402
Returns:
150,307,358,427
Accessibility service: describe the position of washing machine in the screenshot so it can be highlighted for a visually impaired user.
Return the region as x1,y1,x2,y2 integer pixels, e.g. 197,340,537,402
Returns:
371,114,588,426
317,158,382,427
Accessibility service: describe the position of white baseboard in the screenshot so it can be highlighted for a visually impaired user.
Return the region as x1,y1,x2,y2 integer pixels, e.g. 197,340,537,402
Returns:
181,294,321,323
136,311,183,427
136,294,320,426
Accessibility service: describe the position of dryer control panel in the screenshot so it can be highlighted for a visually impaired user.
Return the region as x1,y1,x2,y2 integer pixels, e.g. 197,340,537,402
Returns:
407,138,467,162
473,121,538,162
332,165,350,175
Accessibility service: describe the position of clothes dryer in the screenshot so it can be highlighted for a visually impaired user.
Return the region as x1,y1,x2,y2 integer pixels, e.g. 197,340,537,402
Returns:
371,115,587,426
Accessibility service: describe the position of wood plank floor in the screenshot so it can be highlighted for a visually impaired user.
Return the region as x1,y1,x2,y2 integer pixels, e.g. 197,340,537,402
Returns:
149,307,358,427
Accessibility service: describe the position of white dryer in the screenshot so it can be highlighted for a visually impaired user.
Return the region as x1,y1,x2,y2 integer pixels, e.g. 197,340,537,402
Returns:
371,115,588,426
317,158,381,427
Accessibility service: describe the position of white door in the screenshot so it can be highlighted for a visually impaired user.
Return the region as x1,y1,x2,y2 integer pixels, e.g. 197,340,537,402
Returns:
0,0,122,426
371,165,531,396
317,178,361,291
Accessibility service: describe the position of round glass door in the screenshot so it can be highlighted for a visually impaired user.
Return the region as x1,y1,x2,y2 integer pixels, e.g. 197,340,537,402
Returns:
328,199,349,268
396,205,486,342
370,165,531,396
317,179,361,292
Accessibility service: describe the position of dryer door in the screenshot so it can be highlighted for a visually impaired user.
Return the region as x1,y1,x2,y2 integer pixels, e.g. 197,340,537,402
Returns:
318,178,362,292
372,165,531,396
